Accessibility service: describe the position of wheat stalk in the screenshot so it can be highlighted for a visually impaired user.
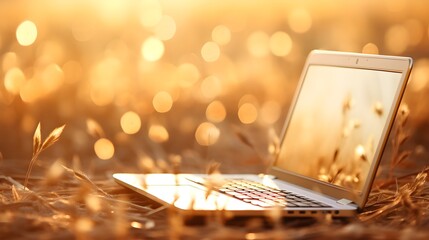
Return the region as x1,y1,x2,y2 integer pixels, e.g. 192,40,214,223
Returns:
24,123,65,189
388,104,410,179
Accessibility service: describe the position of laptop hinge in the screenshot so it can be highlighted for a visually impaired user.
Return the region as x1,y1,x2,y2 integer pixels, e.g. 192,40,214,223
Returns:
336,198,354,205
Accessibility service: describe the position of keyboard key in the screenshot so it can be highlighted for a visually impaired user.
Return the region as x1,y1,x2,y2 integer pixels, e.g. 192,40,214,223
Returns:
204,178,331,209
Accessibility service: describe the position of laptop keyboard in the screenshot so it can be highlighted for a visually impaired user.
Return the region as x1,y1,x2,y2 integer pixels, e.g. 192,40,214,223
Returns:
214,179,331,208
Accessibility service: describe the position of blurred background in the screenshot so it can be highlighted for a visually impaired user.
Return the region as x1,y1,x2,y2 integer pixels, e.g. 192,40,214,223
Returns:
0,0,428,175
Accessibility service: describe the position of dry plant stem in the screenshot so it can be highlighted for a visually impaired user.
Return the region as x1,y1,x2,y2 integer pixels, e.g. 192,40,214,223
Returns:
24,123,65,189
24,153,40,189
62,165,112,198
388,105,410,179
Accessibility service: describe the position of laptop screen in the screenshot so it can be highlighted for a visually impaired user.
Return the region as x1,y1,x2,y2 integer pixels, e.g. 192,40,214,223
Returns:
275,65,402,191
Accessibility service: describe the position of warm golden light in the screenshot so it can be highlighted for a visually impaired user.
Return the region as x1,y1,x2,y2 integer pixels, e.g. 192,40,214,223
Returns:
385,25,409,54
2,52,18,71
362,43,379,54
139,0,163,28
201,41,220,62
153,15,176,41
94,138,115,160
206,100,226,123
409,59,429,92
288,8,312,33
200,75,222,100
259,100,281,124
269,31,293,57
238,103,258,124
120,111,141,134
195,122,220,146
16,20,38,46
152,91,173,113
148,124,169,143
177,63,200,88
131,221,143,229
212,25,231,45
41,64,64,93
85,195,101,212
247,31,270,57
355,144,367,161
75,217,94,233
4,68,26,95
141,37,165,62
90,87,115,106
404,19,424,46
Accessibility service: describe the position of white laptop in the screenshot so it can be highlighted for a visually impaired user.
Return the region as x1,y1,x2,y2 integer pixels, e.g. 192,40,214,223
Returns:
114,50,412,217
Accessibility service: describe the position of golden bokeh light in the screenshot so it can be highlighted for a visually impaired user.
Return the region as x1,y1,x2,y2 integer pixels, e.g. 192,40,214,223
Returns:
41,64,64,93
139,0,163,28
131,221,143,229
201,41,220,62
238,94,258,107
153,15,176,41
238,103,258,124
72,20,96,42
404,19,424,46
85,194,101,212
19,79,40,103
152,91,173,113
62,60,83,84
16,20,38,46
385,24,409,54
195,122,220,146
409,58,429,92
288,8,312,34
2,52,18,71
206,100,227,123
120,111,141,134
269,31,293,57
259,100,281,125
97,0,129,28
75,217,94,233
4,68,26,95
148,124,169,143
141,37,165,62
200,75,222,100
247,31,270,57
212,25,231,45
90,87,115,106
362,43,379,54
354,144,366,161
94,138,115,160
177,63,200,88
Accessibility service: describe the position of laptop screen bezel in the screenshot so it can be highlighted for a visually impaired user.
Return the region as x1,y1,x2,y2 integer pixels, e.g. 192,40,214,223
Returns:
268,50,413,208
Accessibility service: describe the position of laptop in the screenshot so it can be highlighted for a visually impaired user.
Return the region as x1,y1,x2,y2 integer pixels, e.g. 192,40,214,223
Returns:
114,50,413,217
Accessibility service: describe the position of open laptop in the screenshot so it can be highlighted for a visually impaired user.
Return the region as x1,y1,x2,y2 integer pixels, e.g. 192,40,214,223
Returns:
114,50,412,217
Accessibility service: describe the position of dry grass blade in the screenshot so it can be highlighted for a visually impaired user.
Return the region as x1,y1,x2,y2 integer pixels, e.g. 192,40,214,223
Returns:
61,165,113,198
24,123,66,188
33,122,42,156
86,118,105,138
11,185,21,201
233,127,255,149
389,104,410,178
360,170,428,223
41,125,66,150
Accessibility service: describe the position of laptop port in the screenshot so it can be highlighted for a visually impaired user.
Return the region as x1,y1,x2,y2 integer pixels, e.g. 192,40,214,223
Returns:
299,211,306,214
288,211,294,214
